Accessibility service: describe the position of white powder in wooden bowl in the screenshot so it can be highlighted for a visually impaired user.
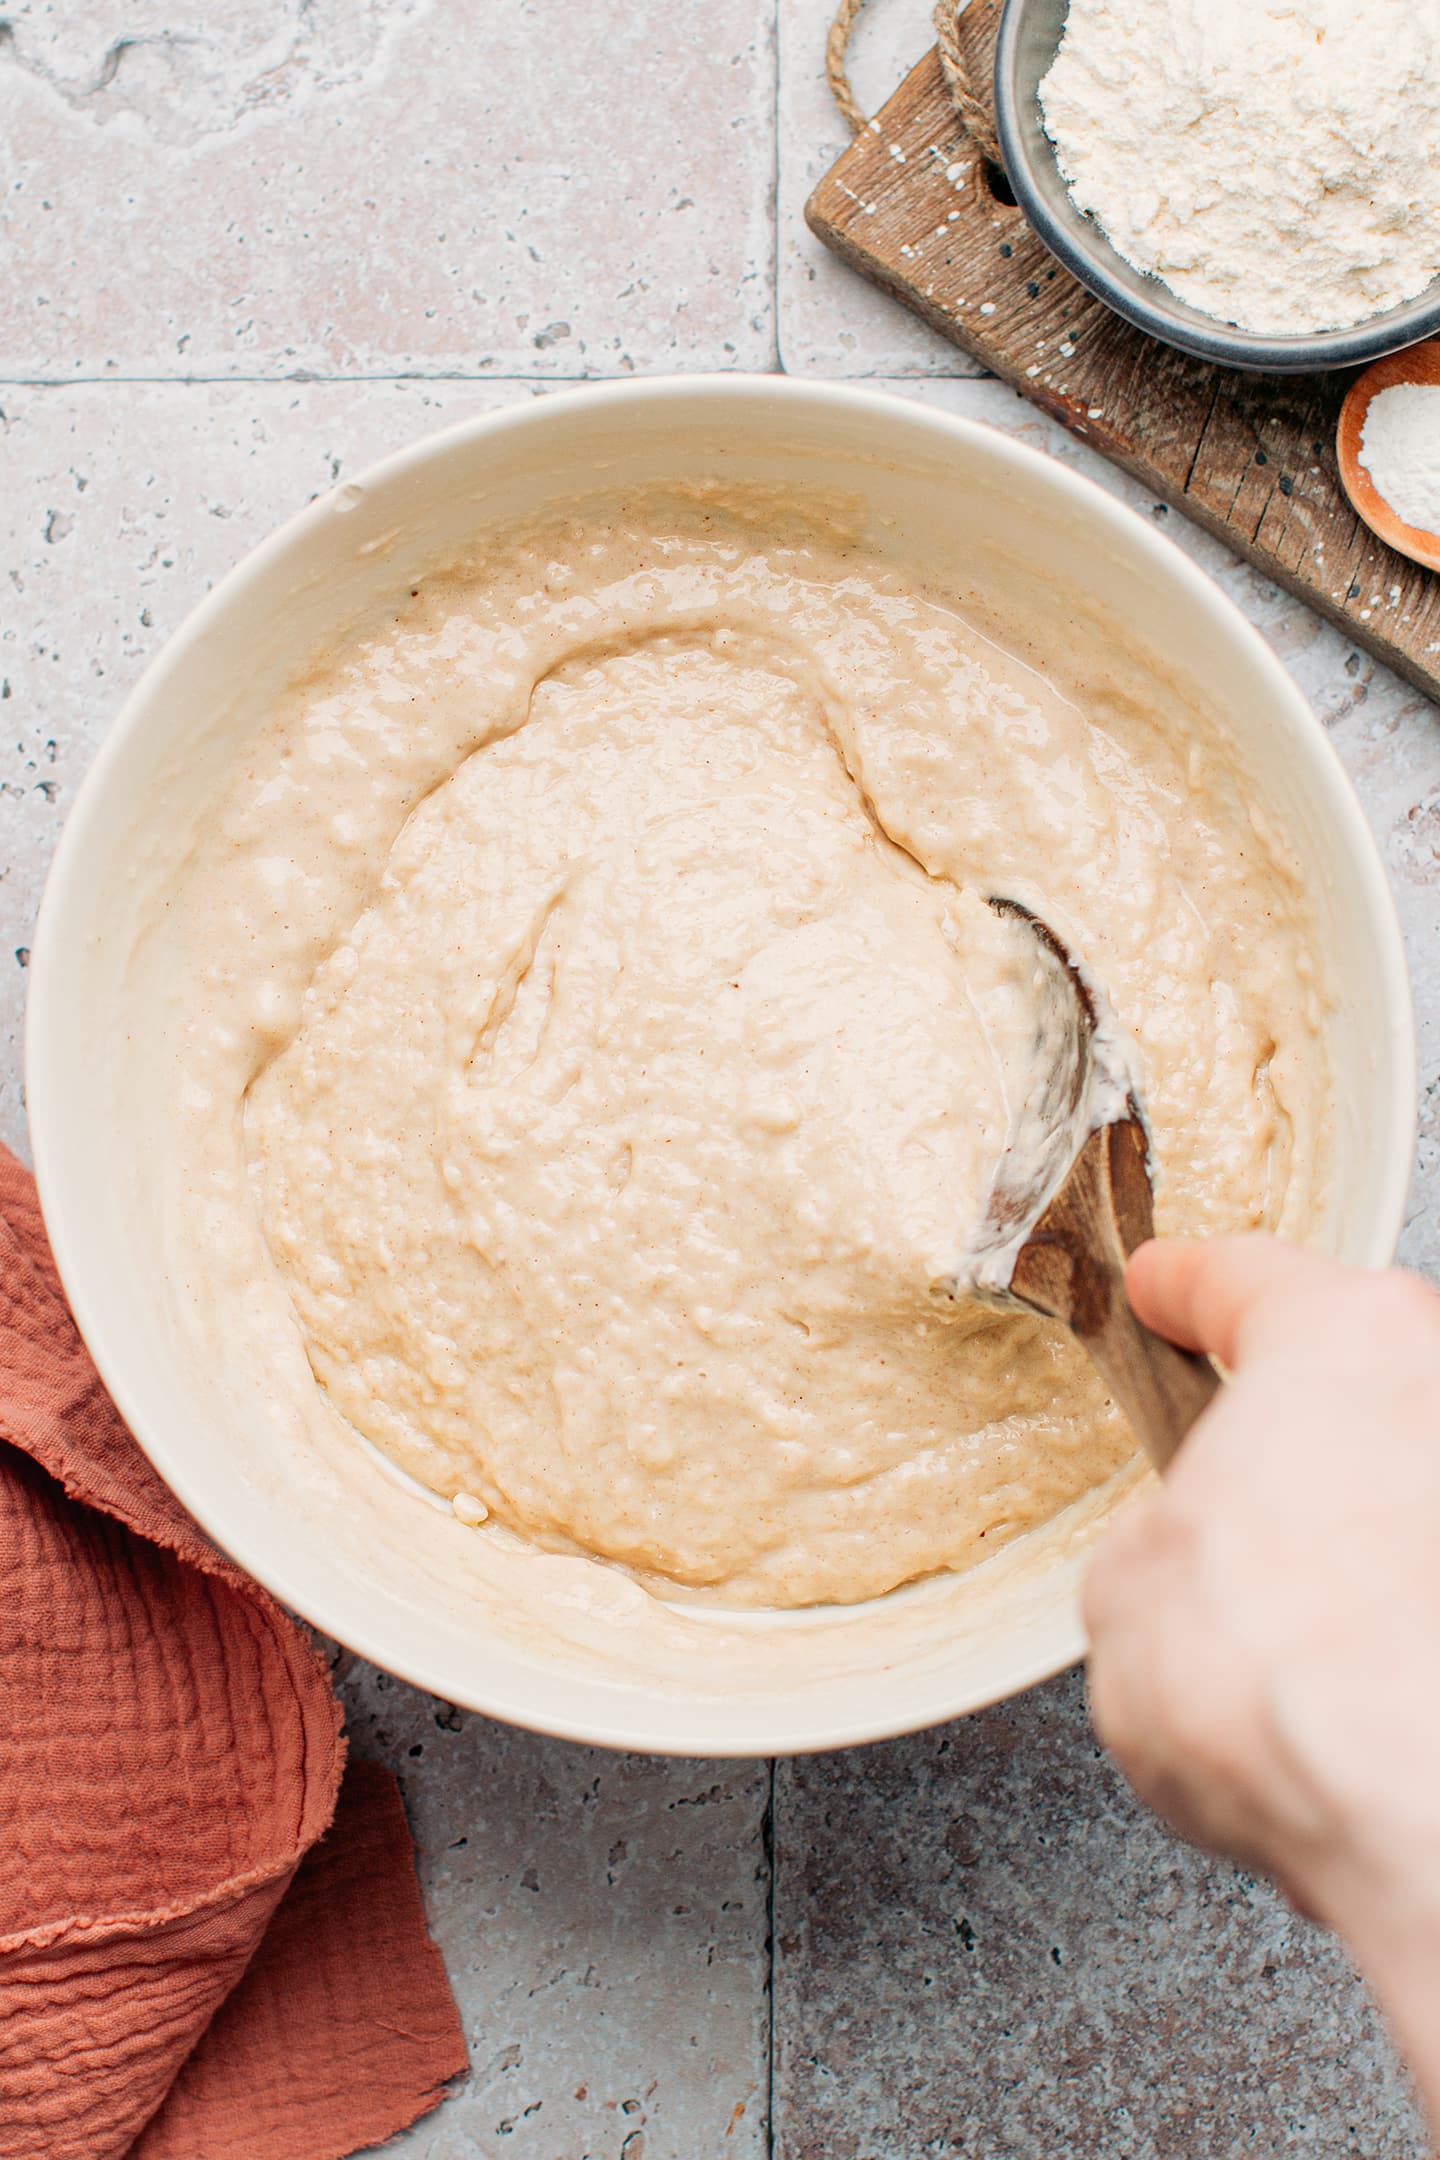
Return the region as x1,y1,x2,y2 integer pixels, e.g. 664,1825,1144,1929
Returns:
1039,0,1440,337
1359,383,1440,538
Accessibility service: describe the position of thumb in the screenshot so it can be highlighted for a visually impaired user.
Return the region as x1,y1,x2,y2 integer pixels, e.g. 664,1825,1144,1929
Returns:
1125,1234,1349,1368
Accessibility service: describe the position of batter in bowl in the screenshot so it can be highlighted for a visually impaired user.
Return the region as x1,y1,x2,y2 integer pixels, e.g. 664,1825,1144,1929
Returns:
188,489,1328,1608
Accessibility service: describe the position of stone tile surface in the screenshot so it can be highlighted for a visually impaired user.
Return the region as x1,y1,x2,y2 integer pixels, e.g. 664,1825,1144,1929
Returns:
2,0,776,379
777,0,984,375
335,1658,771,2160
3,4,1440,2156
773,1673,1426,2159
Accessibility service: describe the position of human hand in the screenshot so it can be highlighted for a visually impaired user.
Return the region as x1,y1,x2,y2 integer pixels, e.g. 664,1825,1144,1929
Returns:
1085,1236,1440,2122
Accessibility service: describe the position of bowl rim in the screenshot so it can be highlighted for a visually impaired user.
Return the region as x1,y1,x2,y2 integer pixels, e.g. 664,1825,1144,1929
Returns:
993,0,1440,375
25,373,1419,1753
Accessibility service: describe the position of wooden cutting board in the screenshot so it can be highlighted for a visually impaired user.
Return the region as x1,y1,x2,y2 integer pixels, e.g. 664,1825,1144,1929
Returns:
805,10,1440,704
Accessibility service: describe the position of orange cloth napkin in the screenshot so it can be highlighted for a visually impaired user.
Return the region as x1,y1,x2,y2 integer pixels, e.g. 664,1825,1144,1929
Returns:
0,1145,468,2158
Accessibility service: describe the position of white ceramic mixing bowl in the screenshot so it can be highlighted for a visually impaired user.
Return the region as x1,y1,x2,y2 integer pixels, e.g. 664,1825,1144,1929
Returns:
27,378,1415,1755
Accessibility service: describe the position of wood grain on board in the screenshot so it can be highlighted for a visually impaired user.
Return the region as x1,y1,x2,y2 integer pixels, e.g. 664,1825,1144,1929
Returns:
805,22,1440,703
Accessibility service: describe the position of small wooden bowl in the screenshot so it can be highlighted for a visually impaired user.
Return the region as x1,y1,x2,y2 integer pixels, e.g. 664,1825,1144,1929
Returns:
1337,341,1440,573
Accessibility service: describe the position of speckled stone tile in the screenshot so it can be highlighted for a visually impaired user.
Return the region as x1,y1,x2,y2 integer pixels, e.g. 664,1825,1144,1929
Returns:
778,0,984,376
334,1659,770,2160
772,1670,1426,2160
2,0,776,379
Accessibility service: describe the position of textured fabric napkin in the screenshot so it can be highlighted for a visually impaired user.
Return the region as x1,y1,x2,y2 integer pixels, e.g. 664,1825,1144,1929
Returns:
0,1144,468,2158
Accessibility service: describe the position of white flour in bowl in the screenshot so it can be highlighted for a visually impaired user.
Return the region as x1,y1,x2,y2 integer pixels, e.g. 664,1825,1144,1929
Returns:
1039,0,1440,337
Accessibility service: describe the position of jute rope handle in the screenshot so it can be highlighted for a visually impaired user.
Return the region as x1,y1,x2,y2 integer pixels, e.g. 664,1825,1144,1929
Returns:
825,0,1004,169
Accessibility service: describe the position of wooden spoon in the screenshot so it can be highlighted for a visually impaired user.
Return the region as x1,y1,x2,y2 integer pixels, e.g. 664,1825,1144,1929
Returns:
937,901,1220,1472
1337,340,1440,573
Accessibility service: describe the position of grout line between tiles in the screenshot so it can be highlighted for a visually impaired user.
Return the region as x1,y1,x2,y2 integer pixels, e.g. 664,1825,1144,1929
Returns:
0,368,989,389
765,1754,778,2159
765,6,782,2134
0,371,623,389
771,0,784,376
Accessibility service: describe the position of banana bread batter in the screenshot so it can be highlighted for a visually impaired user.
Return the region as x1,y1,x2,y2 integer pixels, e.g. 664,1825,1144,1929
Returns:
187,490,1328,1607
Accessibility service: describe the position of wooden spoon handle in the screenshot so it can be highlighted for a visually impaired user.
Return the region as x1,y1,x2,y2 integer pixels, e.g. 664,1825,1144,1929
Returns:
1008,1118,1221,1473
1076,1292,1221,1472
